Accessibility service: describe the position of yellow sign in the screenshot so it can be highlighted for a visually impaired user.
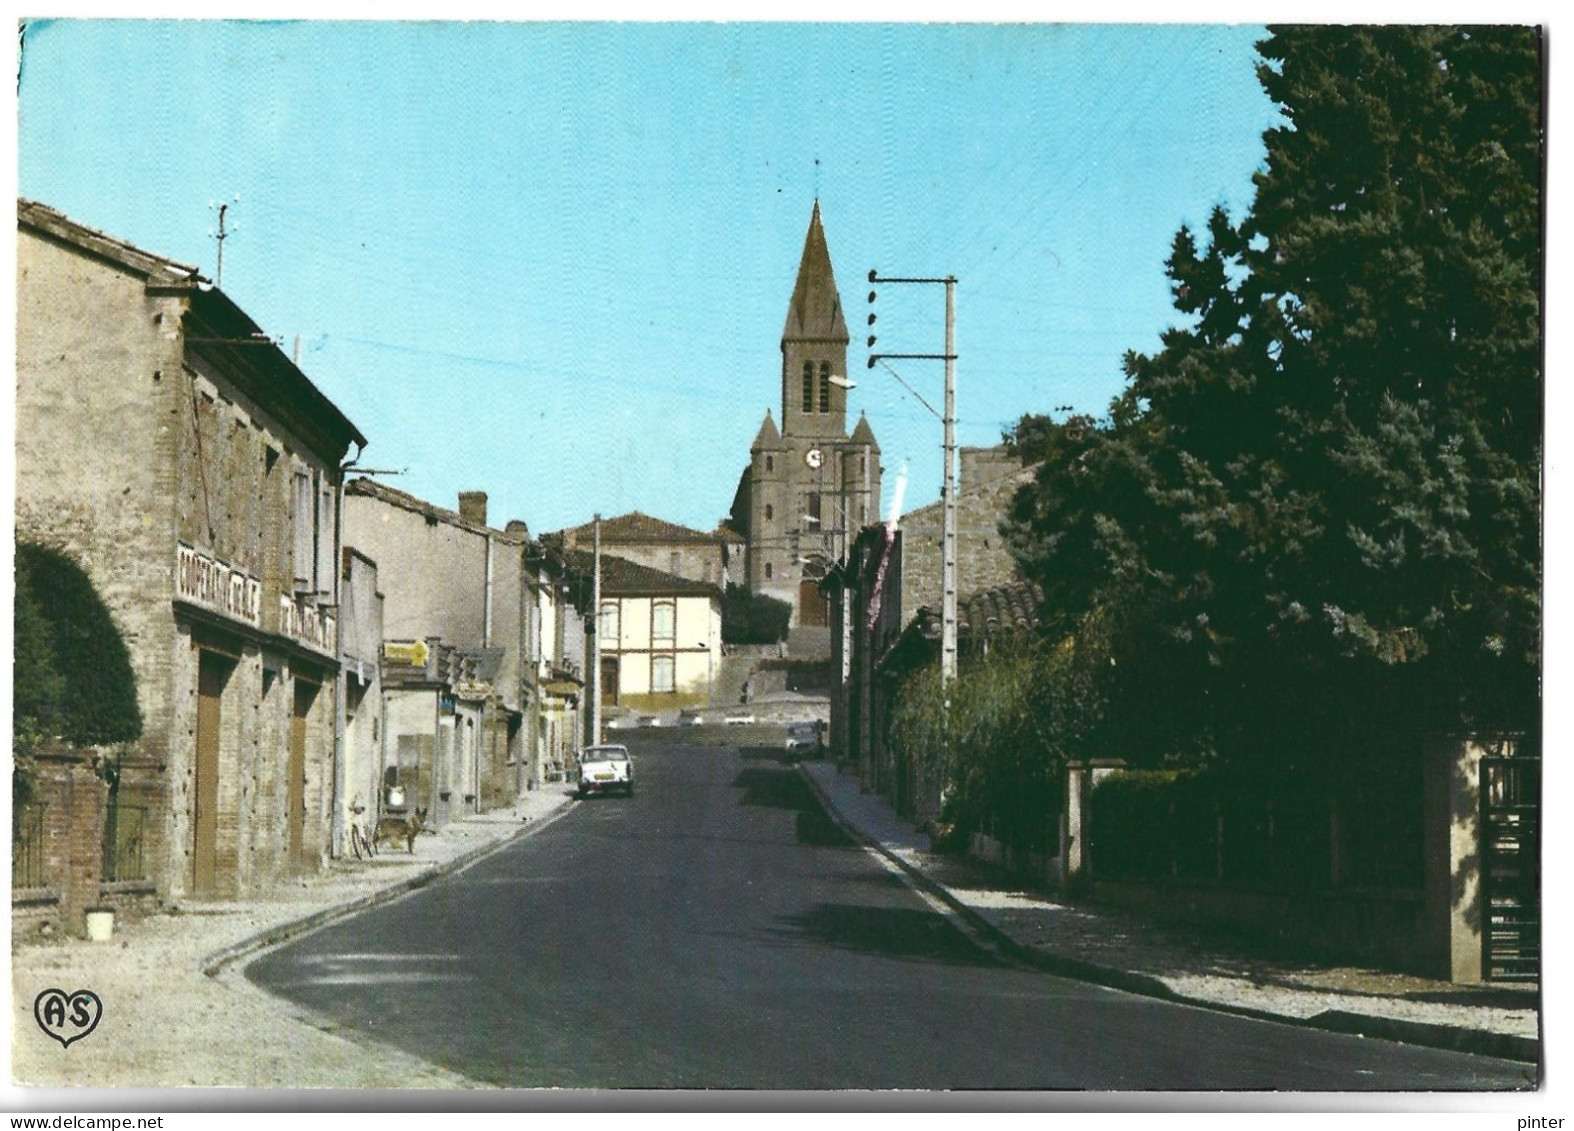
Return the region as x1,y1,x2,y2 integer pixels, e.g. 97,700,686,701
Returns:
384,640,429,667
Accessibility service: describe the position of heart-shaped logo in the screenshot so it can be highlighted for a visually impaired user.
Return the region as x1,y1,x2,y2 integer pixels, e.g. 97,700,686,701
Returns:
33,988,102,1049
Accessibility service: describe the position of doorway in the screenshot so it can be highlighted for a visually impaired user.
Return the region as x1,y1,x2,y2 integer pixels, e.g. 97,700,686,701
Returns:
193,650,234,895
289,678,320,869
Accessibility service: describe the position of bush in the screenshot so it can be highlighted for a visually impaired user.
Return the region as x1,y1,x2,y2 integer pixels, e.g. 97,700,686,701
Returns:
889,634,1099,858
721,583,792,645
14,542,142,749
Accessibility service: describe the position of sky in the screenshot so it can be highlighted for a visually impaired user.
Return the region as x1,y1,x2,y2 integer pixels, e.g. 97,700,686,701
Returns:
16,20,1282,535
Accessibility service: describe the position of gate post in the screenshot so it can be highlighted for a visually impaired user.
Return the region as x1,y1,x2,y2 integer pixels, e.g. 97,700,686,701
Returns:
1062,761,1090,895
1422,734,1510,982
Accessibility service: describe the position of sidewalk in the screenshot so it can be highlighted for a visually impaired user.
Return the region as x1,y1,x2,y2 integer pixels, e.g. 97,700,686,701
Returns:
9,785,578,1090
800,759,1540,1064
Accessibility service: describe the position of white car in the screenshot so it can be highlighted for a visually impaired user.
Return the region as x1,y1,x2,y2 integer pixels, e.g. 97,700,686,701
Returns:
784,721,823,760
725,712,756,726
577,745,634,798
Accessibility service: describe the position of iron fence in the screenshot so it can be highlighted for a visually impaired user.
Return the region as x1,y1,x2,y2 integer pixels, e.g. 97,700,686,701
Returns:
12,802,47,889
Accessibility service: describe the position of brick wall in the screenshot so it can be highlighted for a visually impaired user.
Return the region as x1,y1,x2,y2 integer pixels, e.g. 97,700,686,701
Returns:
12,753,108,939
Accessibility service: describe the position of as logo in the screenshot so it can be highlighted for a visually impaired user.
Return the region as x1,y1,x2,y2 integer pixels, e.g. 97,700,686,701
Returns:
34,988,102,1048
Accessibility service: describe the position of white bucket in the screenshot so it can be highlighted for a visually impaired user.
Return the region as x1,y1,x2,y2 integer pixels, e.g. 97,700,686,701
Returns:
85,909,114,943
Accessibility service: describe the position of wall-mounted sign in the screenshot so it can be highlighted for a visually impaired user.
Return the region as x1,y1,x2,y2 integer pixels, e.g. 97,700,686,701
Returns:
384,640,430,668
279,595,336,655
176,544,261,628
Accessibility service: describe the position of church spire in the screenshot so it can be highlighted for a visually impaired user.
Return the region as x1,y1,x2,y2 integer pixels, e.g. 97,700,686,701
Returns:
782,200,849,344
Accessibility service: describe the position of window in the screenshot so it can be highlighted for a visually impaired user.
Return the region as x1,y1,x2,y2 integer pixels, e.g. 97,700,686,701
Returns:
765,455,773,472
808,493,822,524
293,471,313,588
651,654,676,693
599,601,620,643
802,362,814,412
764,562,773,580
764,504,773,521
819,362,831,413
652,601,676,644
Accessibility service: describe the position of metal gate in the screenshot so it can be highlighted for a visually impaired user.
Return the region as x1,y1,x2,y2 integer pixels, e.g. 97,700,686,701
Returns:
1480,756,1540,982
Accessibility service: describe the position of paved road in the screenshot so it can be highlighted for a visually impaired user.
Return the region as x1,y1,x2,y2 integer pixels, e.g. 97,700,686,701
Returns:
247,740,1534,1090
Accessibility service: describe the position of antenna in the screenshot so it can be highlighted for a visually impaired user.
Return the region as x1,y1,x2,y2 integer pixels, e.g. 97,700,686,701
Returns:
207,194,240,287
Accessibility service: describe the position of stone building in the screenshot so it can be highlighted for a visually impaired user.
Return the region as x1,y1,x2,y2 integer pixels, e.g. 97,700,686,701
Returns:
337,548,385,846
343,480,554,827
15,199,365,905
728,202,882,644
555,511,742,590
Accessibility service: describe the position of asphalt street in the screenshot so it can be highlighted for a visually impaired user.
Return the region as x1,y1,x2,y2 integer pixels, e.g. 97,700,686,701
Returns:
246,739,1535,1090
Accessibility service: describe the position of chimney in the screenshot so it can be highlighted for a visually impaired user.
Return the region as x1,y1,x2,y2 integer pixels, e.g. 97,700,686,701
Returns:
458,491,488,526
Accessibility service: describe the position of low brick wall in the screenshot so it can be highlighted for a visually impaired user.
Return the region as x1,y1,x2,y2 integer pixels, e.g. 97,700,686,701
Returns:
1093,879,1431,975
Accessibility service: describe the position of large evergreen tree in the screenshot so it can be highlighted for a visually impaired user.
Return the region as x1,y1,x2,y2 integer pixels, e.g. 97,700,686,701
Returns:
1006,26,1542,771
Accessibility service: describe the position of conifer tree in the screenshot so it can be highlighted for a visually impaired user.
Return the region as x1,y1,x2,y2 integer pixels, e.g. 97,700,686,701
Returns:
1006,25,1542,770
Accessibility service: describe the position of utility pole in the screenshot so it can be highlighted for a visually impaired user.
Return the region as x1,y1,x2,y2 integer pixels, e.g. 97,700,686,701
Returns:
866,270,959,686
589,514,603,747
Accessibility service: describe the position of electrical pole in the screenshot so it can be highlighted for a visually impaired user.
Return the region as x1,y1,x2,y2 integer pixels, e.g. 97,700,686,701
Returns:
866,269,960,688
590,514,602,747
941,278,957,684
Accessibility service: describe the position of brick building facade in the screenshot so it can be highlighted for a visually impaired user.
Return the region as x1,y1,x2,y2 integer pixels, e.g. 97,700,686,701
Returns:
15,199,365,912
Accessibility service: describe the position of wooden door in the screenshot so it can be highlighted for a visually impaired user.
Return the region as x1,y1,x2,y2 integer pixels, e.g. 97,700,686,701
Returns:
289,679,318,868
193,652,229,894
799,579,829,626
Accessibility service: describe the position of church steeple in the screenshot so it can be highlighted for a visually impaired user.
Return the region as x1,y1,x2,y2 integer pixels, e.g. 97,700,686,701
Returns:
780,202,850,439
782,201,849,344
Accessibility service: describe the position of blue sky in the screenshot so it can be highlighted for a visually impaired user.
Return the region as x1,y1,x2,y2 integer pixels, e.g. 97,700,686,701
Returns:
17,20,1280,534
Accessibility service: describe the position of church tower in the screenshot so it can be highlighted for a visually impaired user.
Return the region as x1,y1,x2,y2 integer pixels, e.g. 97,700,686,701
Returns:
780,201,850,438
730,202,881,645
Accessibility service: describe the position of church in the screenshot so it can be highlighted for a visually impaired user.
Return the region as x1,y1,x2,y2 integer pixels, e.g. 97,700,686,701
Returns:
728,203,882,648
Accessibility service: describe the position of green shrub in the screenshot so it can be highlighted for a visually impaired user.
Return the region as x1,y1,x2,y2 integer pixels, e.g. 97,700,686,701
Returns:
721,583,792,645
14,541,142,750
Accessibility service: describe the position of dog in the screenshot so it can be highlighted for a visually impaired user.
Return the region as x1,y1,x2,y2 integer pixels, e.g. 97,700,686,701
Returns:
372,807,427,854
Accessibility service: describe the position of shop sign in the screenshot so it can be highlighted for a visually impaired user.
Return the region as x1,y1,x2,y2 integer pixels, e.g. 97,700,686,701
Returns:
279,595,336,655
175,544,261,628
384,640,430,669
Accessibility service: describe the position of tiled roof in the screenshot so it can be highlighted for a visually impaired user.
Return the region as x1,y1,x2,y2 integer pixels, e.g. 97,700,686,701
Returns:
564,550,720,598
909,578,1044,642
558,511,727,545
345,478,527,542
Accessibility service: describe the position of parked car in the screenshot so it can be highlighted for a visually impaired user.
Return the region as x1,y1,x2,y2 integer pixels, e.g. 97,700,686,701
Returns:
725,712,756,726
636,715,661,728
678,710,705,726
784,721,823,760
577,745,634,798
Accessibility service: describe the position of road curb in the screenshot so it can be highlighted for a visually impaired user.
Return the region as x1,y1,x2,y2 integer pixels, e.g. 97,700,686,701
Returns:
797,762,1538,1065
200,795,577,978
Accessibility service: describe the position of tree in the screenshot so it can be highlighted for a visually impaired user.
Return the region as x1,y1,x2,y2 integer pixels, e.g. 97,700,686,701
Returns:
13,542,143,750
1006,26,1542,773
720,583,793,645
